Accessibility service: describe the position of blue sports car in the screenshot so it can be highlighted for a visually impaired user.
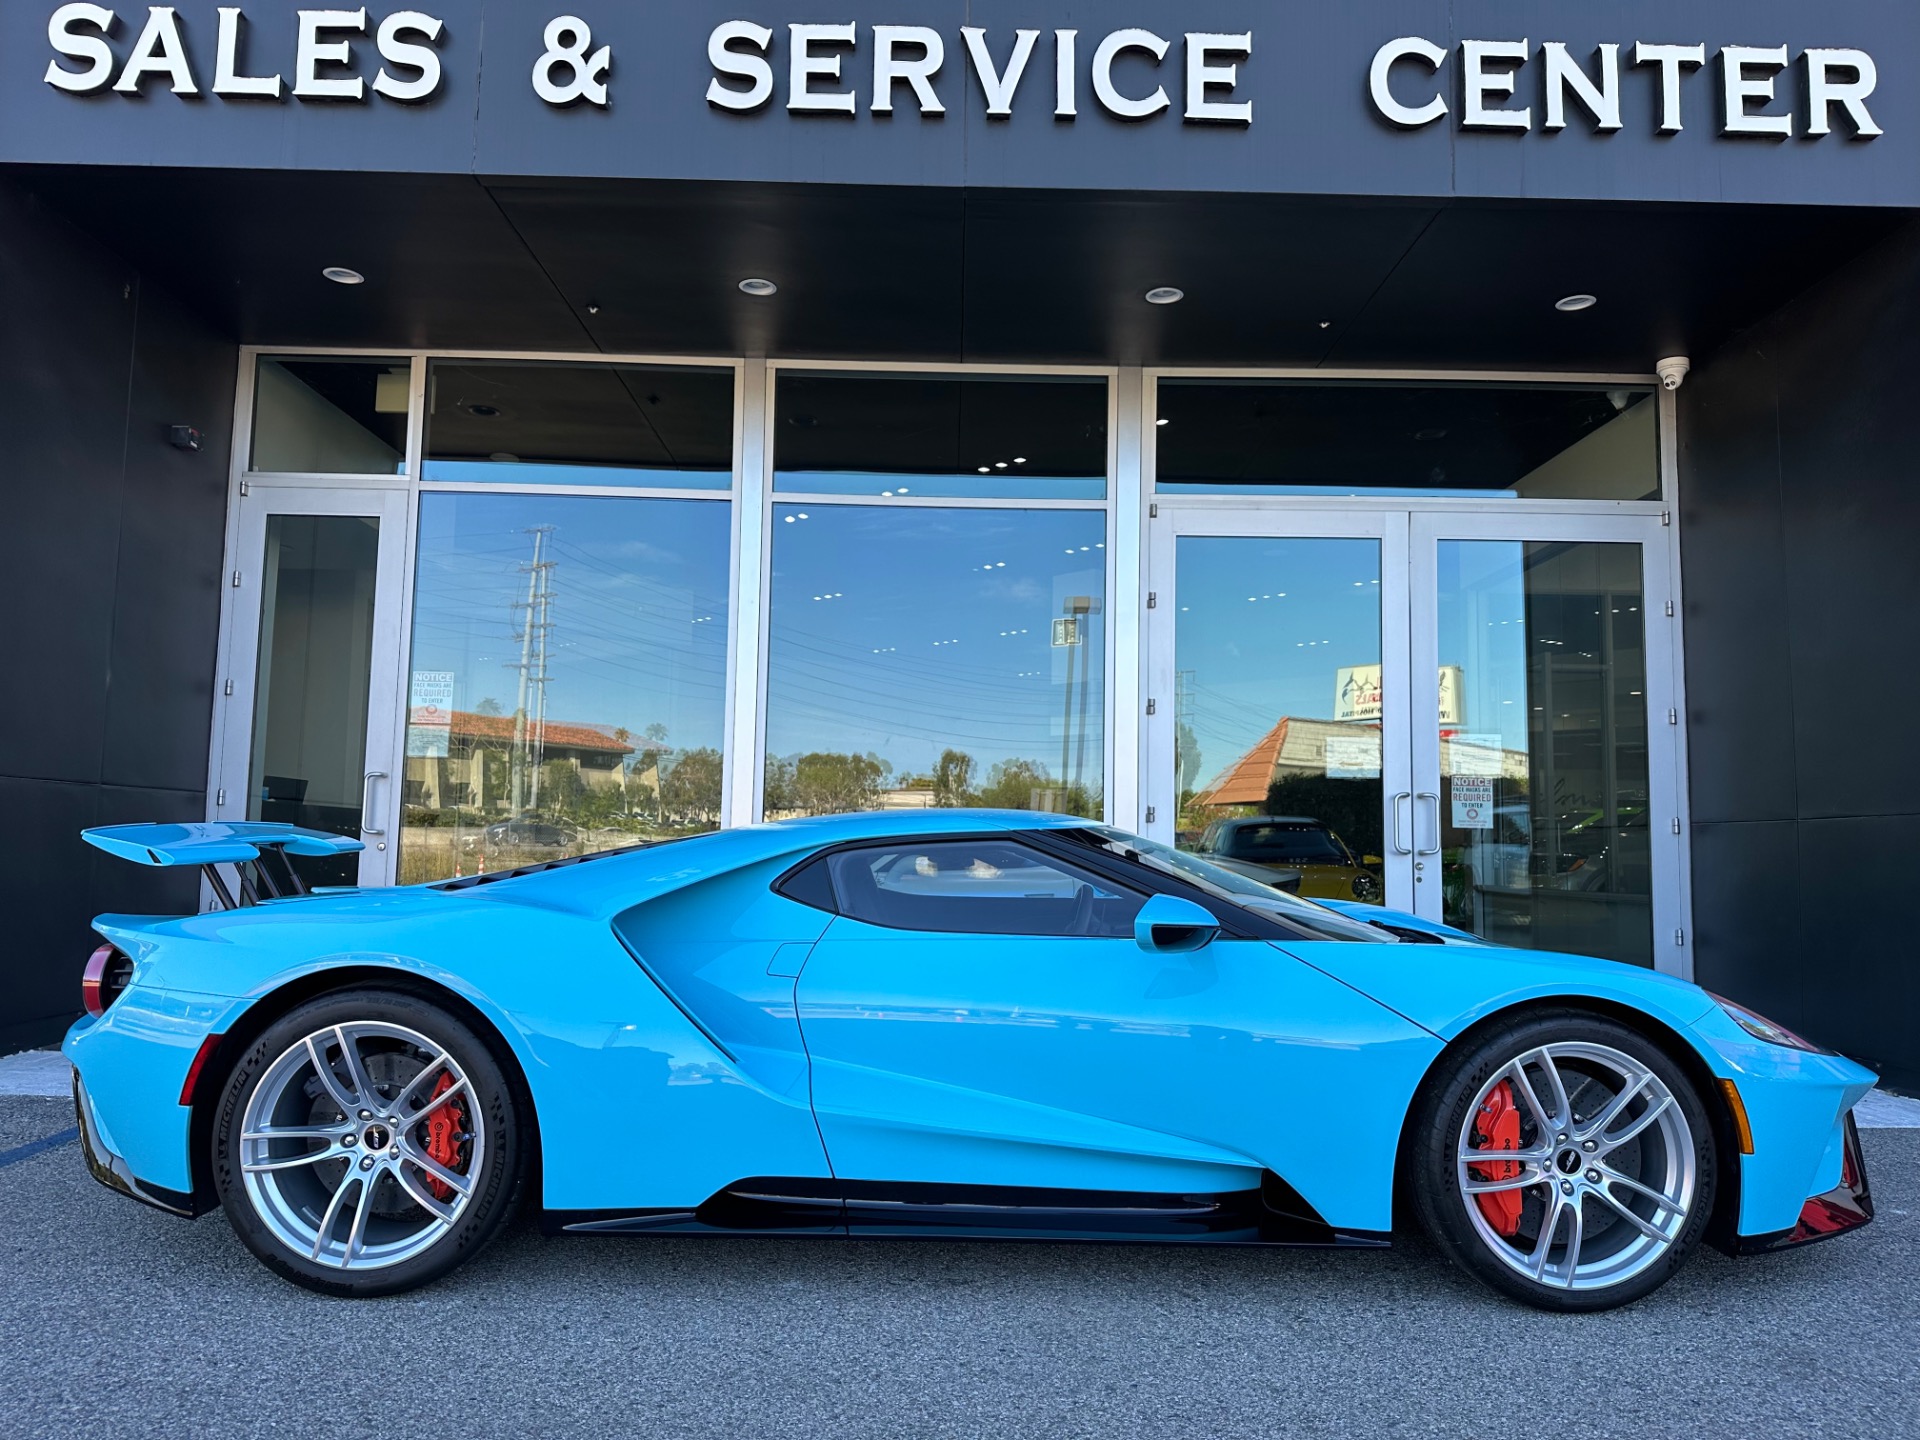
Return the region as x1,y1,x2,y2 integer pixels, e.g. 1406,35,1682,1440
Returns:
65,811,1875,1311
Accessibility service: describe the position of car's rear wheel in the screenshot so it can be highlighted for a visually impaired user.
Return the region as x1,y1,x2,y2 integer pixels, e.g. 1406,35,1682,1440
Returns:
212,988,525,1296
1409,1011,1716,1312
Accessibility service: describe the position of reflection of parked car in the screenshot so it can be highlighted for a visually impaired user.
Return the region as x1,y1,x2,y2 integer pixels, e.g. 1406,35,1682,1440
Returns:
1192,816,1380,902
476,820,575,850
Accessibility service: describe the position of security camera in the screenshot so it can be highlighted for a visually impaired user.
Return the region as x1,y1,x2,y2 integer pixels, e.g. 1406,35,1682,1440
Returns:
1656,356,1691,391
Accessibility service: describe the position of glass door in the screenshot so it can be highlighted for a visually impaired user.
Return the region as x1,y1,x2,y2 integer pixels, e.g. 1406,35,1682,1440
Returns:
216,487,411,887
1145,511,1415,912
1409,513,1680,969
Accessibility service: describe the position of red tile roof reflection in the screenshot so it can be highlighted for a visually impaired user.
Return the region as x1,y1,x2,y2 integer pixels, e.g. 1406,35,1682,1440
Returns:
444,711,637,754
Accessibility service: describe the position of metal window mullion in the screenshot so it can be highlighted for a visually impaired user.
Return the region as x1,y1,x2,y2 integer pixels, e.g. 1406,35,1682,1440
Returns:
1109,368,1146,828
725,360,771,828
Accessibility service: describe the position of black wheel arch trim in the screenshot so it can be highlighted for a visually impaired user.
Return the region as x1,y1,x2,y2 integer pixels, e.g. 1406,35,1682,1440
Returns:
1390,994,1744,1250
184,965,543,1217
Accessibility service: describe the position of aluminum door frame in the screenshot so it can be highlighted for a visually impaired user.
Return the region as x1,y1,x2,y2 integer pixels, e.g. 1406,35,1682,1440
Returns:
1408,509,1683,975
214,486,413,888
1145,507,1416,913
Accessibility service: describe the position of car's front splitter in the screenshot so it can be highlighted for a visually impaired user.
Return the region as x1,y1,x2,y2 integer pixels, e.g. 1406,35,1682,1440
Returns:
1734,1112,1873,1255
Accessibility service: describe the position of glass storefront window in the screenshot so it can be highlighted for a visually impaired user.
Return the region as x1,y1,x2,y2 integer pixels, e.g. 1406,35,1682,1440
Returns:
1156,381,1660,501
1436,541,1652,965
423,360,733,489
775,371,1108,500
399,493,730,883
764,504,1107,818
251,357,408,474
247,514,381,888
1173,537,1387,907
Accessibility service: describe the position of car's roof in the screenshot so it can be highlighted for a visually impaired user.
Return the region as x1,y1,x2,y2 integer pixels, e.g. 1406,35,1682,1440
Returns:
760,808,1085,839
1218,815,1325,827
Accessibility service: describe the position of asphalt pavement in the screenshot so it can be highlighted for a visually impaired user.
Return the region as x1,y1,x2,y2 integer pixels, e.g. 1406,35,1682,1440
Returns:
1,1090,1915,1439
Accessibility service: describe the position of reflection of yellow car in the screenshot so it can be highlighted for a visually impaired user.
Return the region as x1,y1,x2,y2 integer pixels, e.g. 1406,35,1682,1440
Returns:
1191,817,1382,904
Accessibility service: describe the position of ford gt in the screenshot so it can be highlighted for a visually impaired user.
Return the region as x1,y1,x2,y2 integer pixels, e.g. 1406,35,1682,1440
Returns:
65,811,1875,1310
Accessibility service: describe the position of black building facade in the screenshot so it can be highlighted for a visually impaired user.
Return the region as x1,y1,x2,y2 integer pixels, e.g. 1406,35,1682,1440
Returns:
2,1,1916,1089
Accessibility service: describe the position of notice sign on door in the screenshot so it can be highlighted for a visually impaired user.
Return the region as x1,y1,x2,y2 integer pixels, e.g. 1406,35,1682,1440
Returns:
1452,776,1494,829
408,670,455,758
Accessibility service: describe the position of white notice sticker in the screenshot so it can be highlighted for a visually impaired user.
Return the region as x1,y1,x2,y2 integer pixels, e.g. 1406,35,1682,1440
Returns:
1452,776,1494,828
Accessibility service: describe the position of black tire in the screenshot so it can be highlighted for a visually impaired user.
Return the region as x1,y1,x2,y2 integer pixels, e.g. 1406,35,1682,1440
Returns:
1408,1009,1717,1313
212,987,527,1297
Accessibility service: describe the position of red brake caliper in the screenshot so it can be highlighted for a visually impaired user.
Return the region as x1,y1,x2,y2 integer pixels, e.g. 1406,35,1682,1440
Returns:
1469,1080,1525,1237
424,1071,468,1202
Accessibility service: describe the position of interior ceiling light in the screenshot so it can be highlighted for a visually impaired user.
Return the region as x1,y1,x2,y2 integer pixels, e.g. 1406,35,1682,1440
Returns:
1155,418,1170,427
1555,293,1598,312
322,266,365,285
1144,286,1185,305
738,277,778,297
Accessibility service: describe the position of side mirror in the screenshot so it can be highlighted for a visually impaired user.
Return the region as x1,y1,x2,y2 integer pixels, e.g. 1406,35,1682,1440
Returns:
1134,893,1221,954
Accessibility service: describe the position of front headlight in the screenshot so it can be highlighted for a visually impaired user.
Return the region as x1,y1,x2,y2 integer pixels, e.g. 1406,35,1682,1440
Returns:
1710,993,1833,1054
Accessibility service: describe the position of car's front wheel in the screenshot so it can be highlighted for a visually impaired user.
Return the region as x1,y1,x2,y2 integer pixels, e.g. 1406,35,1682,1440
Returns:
1409,1010,1716,1312
211,988,526,1296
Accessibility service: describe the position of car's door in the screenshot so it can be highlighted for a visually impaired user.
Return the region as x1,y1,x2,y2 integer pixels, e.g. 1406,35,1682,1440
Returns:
791,834,1440,1227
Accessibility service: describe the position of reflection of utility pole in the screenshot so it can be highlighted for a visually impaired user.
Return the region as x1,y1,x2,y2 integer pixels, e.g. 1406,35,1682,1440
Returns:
507,527,555,818
1175,667,1196,796
1075,598,1100,791
1059,596,1094,799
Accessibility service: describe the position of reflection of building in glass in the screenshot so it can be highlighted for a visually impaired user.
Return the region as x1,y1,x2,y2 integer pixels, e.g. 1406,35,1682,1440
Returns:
404,711,636,811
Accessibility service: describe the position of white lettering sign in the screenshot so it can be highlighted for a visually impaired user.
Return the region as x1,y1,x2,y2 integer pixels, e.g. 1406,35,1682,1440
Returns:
1368,37,1881,139
33,10,1883,146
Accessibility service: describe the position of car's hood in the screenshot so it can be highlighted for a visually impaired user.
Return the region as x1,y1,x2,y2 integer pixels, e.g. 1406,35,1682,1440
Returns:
1275,927,1720,1042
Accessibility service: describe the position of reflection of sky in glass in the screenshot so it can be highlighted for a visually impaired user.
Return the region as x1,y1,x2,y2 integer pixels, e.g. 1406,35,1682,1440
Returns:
765,505,1107,782
1174,538,1381,793
1438,542,1531,754
406,494,730,751
420,460,730,491
776,471,1105,501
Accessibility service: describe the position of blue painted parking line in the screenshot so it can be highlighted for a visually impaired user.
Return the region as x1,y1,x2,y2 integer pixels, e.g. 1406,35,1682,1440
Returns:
0,1128,79,1170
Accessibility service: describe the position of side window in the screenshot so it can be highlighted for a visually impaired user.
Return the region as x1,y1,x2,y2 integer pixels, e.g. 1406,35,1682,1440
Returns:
826,840,1145,938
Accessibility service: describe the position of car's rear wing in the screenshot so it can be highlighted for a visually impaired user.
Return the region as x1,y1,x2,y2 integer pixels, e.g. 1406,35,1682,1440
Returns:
82,822,365,908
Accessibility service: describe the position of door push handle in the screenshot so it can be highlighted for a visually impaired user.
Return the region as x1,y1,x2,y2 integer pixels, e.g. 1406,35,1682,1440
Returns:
1415,791,1441,856
1391,791,1413,855
361,770,388,836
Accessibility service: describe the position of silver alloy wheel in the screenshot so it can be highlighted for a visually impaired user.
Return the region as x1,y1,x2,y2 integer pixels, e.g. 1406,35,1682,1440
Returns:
1456,1041,1695,1292
239,1021,485,1271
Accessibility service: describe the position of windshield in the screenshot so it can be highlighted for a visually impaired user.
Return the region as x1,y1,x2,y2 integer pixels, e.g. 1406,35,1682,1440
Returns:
1073,827,1392,944
1218,823,1351,865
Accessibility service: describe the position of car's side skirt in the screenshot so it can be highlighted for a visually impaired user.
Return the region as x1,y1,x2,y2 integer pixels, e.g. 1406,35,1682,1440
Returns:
544,1172,1391,1248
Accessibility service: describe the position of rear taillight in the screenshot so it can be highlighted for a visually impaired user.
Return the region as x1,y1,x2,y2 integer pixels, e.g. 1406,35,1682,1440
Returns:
81,943,133,1018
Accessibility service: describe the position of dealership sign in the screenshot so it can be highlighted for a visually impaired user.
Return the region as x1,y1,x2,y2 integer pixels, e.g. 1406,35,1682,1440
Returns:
40,8,1884,139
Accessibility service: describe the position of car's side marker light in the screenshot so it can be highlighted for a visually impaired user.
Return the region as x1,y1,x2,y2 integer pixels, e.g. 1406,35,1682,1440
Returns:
178,1034,223,1107
1719,1078,1756,1154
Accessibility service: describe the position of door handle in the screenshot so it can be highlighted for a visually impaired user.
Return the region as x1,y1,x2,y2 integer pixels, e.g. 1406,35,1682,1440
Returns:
361,770,388,836
1415,792,1441,856
1391,791,1413,854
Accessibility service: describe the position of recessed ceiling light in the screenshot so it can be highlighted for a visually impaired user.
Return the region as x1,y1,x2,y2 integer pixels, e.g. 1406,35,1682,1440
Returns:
322,266,365,285
739,277,778,297
1144,286,1185,306
1555,293,1598,312
1012,457,1027,465
1155,417,1170,427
